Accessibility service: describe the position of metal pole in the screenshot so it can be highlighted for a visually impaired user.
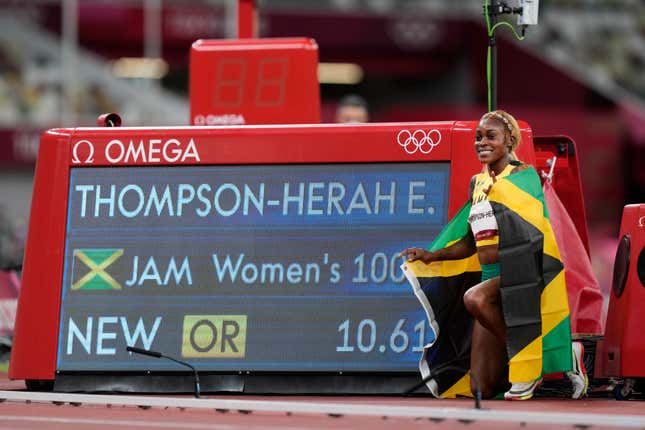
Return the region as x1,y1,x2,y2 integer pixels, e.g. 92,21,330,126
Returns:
144,0,162,60
489,0,498,111
61,0,78,125
224,0,237,39
144,0,162,89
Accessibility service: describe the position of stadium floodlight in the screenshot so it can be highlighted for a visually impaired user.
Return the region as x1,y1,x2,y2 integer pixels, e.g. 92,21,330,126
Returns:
517,0,539,26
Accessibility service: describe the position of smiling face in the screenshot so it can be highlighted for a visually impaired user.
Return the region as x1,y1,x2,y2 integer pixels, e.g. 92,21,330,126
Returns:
475,117,511,173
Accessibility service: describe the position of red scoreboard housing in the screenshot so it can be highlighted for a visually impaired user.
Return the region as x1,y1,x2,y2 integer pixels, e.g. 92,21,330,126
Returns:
10,121,537,393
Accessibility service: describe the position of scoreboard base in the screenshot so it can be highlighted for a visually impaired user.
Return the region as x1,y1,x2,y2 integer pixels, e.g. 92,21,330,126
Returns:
50,372,428,395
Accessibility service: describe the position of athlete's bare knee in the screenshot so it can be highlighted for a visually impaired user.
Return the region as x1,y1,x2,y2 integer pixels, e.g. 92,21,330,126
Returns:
463,287,485,317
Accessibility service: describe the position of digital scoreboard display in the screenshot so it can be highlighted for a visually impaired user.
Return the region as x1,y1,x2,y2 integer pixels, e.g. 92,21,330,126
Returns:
58,162,449,371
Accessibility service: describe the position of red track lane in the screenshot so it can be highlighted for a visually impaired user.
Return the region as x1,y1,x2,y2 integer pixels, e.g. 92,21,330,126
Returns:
1,374,644,430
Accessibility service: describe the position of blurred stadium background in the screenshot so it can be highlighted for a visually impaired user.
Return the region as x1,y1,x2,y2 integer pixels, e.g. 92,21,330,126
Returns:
0,0,643,308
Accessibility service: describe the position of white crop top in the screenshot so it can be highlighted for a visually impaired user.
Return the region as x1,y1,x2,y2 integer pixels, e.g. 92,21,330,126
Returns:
467,163,516,247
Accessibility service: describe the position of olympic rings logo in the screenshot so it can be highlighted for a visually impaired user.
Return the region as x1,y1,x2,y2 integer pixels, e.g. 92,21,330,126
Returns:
396,129,442,154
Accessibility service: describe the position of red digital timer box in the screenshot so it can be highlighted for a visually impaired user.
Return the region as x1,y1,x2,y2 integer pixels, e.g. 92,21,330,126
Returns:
189,38,320,126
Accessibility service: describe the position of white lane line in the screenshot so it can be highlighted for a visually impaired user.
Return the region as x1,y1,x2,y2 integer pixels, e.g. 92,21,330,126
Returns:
0,391,644,428
0,416,237,430
0,415,310,430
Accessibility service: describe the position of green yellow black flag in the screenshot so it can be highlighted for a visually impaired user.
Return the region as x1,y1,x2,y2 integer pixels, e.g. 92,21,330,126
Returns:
72,248,123,290
403,167,572,398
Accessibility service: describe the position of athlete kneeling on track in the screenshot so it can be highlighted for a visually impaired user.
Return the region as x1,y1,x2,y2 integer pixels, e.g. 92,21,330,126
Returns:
400,110,588,400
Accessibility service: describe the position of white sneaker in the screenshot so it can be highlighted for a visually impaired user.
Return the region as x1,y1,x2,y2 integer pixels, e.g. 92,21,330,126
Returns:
566,341,589,399
504,378,543,400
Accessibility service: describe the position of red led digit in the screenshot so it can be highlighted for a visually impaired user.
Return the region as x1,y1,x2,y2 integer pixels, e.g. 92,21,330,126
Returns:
256,58,288,107
214,59,247,108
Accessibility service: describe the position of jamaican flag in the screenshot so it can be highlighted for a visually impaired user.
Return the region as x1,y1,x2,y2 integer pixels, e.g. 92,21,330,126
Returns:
402,167,572,398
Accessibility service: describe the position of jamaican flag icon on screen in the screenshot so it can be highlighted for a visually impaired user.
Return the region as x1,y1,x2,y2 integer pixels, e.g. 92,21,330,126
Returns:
402,167,572,398
72,249,124,290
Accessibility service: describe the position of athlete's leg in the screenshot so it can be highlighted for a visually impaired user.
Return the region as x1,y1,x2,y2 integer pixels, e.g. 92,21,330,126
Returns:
464,276,509,397
463,276,506,342
469,320,509,398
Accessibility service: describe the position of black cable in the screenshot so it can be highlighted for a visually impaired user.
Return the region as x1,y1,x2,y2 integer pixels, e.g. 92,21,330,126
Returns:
126,346,201,398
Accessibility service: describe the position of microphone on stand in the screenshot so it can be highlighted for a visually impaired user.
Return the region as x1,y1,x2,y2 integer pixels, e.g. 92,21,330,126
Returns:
126,346,201,398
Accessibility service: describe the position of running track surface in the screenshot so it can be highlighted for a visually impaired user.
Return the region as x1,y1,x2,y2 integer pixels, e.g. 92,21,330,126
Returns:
1,374,644,430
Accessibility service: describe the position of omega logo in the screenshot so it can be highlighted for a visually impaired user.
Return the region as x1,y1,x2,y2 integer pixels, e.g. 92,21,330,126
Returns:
72,140,95,164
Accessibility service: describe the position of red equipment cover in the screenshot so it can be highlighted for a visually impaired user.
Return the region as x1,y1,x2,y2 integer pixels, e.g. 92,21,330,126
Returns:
595,204,645,378
544,181,604,336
